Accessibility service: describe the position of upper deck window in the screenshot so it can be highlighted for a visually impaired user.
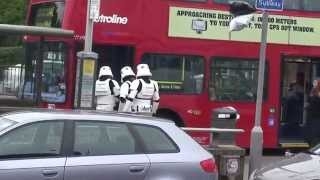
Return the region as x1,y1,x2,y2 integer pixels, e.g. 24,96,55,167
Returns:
182,0,207,2
214,0,320,11
29,2,65,27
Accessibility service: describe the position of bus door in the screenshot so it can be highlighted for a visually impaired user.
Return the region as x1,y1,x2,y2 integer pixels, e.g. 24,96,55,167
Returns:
93,45,135,82
280,57,320,148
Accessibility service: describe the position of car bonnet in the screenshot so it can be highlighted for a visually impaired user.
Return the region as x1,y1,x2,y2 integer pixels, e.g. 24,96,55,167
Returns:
255,153,320,180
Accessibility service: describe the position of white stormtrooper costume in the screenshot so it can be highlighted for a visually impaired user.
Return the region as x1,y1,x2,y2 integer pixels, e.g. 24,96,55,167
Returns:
118,66,136,112
123,64,160,115
95,66,120,111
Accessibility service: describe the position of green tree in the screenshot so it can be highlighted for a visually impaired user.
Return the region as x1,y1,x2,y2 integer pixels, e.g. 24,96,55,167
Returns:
0,0,28,46
0,0,27,24
0,0,27,66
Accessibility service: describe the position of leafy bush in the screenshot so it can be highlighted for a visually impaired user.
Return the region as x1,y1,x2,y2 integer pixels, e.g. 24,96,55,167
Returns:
0,46,24,66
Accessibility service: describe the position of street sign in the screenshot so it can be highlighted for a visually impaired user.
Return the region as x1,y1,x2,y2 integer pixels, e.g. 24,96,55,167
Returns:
256,0,283,11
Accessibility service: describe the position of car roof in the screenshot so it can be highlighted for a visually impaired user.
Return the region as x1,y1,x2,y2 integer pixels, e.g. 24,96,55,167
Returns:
1,109,174,126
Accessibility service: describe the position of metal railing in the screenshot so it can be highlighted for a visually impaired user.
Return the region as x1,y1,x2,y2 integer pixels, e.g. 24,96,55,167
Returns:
181,127,244,133
0,64,24,97
182,127,245,146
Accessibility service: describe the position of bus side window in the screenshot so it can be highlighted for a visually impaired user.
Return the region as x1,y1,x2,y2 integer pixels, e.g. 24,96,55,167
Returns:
210,57,267,102
141,53,204,94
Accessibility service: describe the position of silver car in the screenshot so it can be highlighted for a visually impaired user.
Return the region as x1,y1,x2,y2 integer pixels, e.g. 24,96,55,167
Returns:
250,144,320,180
0,110,218,180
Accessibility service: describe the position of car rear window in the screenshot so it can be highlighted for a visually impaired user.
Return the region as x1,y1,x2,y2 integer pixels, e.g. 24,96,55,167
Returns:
0,118,16,132
133,125,179,153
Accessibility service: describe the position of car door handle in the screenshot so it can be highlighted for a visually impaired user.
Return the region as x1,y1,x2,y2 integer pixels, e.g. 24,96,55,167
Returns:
129,165,145,173
42,169,58,176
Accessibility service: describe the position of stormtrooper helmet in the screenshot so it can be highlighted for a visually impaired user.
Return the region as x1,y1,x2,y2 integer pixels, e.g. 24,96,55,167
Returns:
99,66,113,78
136,64,152,77
121,66,135,82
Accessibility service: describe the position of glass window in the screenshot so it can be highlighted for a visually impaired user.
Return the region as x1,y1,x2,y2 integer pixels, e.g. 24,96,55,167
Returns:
133,125,179,153
301,0,320,11
42,42,66,103
214,0,320,11
20,43,37,101
22,42,66,103
183,0,207,2
214,0,255,6
29,2,65,28
141,53,204,94
210,57,267,101
0,118,16,132
0,121,64,158
74,122,137,156
171,0,207,2
283,0,301,10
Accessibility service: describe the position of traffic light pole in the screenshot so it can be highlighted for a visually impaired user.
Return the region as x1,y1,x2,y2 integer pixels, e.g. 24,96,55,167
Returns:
249,10,269,175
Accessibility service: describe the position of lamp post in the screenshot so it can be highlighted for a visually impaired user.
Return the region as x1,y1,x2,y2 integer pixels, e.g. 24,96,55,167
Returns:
74,0,100,109
249,10,268,175
229,1,268,175
84,0,100,52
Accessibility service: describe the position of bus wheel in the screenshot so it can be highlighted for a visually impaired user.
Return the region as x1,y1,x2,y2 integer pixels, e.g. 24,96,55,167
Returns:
156,109,185,127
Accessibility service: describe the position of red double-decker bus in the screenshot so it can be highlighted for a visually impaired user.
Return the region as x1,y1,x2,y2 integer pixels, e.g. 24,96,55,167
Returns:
23,0,320,148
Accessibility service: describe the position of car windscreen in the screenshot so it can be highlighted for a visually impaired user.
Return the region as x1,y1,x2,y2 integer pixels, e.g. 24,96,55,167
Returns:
0,118,17,132
309,144,320,155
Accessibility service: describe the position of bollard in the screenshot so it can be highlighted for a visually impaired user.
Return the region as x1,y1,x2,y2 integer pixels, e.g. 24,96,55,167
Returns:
207,145,245,180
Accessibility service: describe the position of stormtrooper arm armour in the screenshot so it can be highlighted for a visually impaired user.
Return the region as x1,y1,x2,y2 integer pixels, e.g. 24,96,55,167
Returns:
122,79,140,112
152,80,160,114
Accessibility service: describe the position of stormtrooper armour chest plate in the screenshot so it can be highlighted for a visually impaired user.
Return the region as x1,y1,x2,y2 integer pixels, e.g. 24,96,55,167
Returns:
95,79,115,105
133,80,155,113
136,80,154,100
